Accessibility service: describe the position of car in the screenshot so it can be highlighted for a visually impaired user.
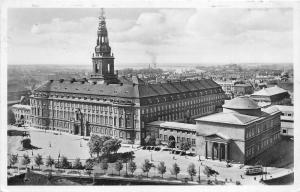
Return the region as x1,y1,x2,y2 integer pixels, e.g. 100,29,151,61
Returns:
244,165,263,175
161,148,172,151
154,147,161,151
142,146,147,150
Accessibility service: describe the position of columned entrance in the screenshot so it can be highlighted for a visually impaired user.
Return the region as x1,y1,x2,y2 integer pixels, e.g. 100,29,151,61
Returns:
205,134,230,162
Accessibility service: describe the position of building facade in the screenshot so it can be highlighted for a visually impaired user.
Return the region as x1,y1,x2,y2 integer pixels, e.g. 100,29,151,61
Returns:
11,104,31,125
195,96,281,164
146,121,197,152
273,105,293,137
30,10,226,145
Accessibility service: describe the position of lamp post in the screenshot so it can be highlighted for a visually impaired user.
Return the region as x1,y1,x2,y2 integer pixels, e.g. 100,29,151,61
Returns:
57,152,61,171
198,165,201,184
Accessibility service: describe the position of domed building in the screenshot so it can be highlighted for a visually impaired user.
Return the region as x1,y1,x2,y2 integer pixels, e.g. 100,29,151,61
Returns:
195,96,281,164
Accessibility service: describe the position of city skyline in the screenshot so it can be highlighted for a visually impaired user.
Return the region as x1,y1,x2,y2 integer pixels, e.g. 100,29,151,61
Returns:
7,8,293,66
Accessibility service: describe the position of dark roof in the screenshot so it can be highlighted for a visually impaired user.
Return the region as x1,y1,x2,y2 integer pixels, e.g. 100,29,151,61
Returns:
34,77,222,99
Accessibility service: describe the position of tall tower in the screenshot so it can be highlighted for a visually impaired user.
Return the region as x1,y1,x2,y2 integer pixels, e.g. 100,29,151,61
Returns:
90,9,119,83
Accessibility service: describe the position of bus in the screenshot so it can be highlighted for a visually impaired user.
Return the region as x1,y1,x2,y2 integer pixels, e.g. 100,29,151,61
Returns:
244,165,263,175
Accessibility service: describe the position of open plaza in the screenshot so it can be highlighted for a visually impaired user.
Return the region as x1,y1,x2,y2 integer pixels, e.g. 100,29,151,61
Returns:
7,125,293,185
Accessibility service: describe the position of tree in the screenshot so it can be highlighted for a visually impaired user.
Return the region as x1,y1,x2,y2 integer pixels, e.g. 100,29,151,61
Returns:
85,158,94,170
7,109,16,125
88,135,111,157
114,160,123,176
142,159,153,178
187,163,197,181
121,152,135,176
21,154,30,168
61,156,70,170
180,141,191,154
102,138,122,155
73,158,82,169
157,161,167,178
168,140,176,148
99,158,109,174
9,154,18,168
45,155,55,170
128,161,137,176
34,154,44,170
170,163,180,179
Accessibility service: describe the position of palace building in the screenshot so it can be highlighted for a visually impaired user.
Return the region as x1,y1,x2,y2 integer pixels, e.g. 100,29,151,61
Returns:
29,10,226,145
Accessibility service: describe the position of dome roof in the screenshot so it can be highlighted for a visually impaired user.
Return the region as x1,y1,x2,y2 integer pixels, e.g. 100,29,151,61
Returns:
223,96,260,110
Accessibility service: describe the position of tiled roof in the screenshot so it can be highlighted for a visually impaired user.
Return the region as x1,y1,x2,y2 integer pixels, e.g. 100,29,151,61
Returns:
251,86,288,96
35,78,222,99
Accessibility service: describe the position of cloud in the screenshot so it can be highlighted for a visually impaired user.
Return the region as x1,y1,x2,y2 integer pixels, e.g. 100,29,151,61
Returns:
8,8,293,65
186,8,292,38
111,9,194,44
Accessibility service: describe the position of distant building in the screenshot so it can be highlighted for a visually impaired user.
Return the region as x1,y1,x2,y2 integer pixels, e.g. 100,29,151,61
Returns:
250,85,291,106
233,84,254,97
273,105,293,137
11,104,31,125
195,96,281,164
215,81,235,98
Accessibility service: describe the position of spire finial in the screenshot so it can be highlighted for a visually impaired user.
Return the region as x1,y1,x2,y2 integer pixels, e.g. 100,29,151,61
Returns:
100,8,105,19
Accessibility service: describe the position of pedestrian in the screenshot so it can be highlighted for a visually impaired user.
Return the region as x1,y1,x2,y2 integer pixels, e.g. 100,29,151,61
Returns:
254,177,256,180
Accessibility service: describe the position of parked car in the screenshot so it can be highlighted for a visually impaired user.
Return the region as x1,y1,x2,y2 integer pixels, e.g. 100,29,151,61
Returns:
154,147,161,151
244,165,263,175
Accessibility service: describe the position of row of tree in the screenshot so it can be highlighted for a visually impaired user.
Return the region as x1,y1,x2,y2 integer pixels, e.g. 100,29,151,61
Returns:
9,154,219,182
9,154,87,171
97,158,218,181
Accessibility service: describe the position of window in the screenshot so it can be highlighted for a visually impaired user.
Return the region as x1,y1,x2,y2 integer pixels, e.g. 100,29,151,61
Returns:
164,135,167,141
177,136,180,142
283,129,287,134
192,139,196,145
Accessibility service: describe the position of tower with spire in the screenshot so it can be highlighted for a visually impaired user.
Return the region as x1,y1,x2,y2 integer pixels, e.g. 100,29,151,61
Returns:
90,8,119,84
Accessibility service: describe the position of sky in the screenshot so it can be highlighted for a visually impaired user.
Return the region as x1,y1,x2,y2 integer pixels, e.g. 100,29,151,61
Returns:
7,8,293,67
